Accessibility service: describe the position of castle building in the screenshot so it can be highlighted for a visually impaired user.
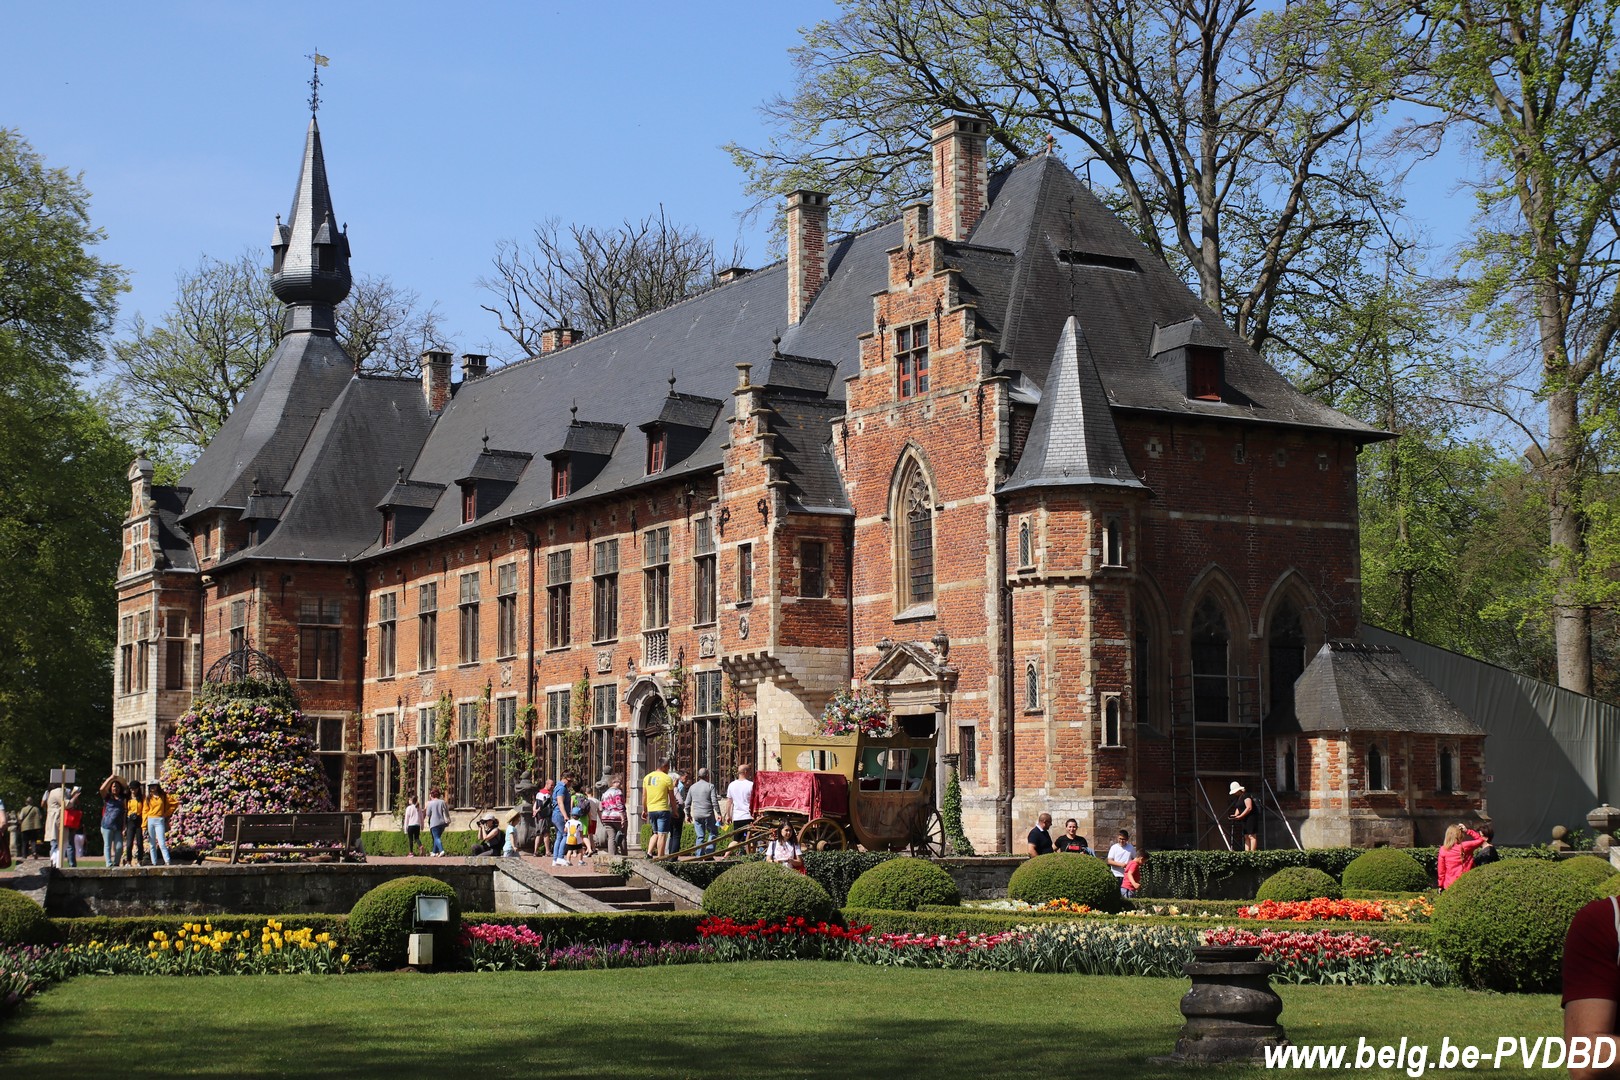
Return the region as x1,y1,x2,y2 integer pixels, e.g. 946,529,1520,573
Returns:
112,114,1486,850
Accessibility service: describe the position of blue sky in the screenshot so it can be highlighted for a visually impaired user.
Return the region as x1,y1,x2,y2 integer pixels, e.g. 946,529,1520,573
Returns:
11,2,1479,366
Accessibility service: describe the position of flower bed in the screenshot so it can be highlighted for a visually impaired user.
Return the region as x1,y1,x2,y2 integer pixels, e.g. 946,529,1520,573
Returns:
1202,927,1450,986
1238,897,1433,923
459,922,710,972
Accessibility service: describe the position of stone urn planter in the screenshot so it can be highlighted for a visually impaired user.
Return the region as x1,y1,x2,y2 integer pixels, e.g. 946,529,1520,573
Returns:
1164,944,1288,1062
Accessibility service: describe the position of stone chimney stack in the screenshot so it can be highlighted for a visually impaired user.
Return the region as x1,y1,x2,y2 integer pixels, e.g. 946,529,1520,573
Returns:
460,353,489,380
540,326,583,354
785,189,829,326
421,349,453,412
931,115,991,242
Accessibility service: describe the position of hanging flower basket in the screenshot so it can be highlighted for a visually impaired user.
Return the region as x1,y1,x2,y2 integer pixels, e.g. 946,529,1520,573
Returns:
818,689,893,738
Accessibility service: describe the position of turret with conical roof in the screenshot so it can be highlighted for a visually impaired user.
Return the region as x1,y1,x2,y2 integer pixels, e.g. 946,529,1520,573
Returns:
269,116,351,331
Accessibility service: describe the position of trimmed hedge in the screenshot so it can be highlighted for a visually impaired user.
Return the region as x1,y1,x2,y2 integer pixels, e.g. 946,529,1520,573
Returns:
702,862,837,924
664,850,898,905
362,829,478,857
1140,846,1553,900
845,858,960,911
1432,859,1590,992
1342,849,1431,893
1007,854,1124,912
0,888,53,945
1560,855,1619,893
348,876,461,968
1256,867,1341,903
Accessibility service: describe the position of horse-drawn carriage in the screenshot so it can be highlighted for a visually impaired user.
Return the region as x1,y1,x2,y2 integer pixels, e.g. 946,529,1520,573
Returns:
672,728,945,858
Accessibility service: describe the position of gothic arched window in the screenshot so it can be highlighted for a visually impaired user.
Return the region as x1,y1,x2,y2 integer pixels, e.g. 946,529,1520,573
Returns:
1018,518,1033,568
1267,599,1307,720
1191,596,1231,724
1025,660,1040,711
1368,744,1386,791
896,462,935,609
1103,697,1122,747
1103,517,1123,566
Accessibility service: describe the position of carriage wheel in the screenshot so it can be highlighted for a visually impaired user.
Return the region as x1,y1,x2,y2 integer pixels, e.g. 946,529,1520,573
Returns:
909,809,947,858
799,817,847,852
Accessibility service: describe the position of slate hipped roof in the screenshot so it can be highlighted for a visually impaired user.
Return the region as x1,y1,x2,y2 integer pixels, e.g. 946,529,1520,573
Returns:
1288,641,1486,737
174,126,1380,565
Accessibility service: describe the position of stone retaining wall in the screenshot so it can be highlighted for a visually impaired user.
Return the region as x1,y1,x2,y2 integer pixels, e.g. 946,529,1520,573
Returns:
42,864,496,917
936,857,1023,899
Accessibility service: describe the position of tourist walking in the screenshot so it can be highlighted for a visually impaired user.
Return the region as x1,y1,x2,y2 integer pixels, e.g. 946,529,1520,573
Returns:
42,784,75,868
143,781,175,866
425,788,450,857
1122,845,1146,898
668,768,688,855
1053,819,1090,854
550,772,573,866
599,775,627,856
1027,812,1054,857
122,783,147,865
1228,782,1259,851
19,798,42,861
98,776,127,868
724,763,754,855
642,758,675,858
1106,830,1135,882
531,780,554,857
402,794,424,856
1437,823,1487,889
685,768,719,856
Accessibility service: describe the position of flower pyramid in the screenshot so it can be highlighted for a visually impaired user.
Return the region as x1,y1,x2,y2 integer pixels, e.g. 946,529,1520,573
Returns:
162,679,334,848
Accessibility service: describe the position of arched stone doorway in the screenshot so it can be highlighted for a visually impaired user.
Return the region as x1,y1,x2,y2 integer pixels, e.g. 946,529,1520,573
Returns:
624,675,670,851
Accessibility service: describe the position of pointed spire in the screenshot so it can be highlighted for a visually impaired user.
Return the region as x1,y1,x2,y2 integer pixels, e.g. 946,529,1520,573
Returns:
270,117,352,313
1000,317,1147,494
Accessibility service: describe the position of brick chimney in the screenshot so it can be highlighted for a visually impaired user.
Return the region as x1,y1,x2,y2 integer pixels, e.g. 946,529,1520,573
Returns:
931,115,990,241
461,353,489,380
786,189,829,326
421,349,453,412
540,326,583,354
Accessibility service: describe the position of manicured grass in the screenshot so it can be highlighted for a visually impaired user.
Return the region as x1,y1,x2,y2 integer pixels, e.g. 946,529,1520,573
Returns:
0,963,1562,1078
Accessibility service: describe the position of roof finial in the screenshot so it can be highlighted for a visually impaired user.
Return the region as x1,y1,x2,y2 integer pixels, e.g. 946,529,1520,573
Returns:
1046,132,1057,155
772,332,783,358
570,400,579,425
669,368,678,395
482,429,490,453
396,465,405,482
305,50,329,115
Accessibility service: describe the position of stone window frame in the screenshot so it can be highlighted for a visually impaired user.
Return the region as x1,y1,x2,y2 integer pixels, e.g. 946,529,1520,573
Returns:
495,561,520,659
1365,739,1393,794
1016,516,1035,572
1100,693,1125,749
1023,658,1042,713
890,452,938,618
376,591,398,680
1436,741,1461,795
1101,516,1124,567
957,725,978,782
895,319,930,399
1276,736,1299,793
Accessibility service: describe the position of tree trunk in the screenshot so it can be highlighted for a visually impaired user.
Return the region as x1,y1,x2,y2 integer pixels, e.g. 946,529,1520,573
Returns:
1546,382,1593,695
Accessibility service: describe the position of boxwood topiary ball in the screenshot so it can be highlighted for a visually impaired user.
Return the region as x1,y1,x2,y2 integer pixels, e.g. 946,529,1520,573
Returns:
347,876,460,969
1341,848,1430,893
1560,855,1619,894
845,857,961,911
702,861,838,924
0,888,53,945
1255,866,1341,903
1006,853,1124,912
1432,859,1591,992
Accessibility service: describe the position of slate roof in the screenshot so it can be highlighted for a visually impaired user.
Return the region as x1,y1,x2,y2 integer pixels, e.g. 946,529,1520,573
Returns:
186,137,1379,564
1287,641,1486,737
1001,316,1148,494
152,486,196,571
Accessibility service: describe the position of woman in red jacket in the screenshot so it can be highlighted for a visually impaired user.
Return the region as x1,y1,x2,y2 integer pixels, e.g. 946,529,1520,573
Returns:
1436,823,1487,889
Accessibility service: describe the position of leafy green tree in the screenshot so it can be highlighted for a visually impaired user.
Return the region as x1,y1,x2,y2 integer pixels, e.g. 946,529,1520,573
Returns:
1410,0,1620,694
729,0,1416,354
0,128,130,804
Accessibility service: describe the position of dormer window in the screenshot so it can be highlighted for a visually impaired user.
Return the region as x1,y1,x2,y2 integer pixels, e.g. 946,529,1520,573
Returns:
646,429,667,474
552,460,571,499
381,511,395,548
1188,346,1223,401
461,485,476,524
896,321,930,399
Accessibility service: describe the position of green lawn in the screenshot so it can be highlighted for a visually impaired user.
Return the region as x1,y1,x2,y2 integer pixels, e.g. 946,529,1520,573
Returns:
0,963,1563,1078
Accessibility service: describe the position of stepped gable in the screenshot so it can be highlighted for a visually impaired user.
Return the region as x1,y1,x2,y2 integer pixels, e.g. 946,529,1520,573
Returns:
224,376,433,563
1290,641,1485,736
964,155,1381,439
1001,315,1147,494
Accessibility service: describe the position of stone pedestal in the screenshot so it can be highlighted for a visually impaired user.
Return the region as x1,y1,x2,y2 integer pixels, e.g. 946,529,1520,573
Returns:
1166,945,1288,1062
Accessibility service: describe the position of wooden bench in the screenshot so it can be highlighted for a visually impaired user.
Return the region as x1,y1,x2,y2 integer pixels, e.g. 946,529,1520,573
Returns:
211,812,366,864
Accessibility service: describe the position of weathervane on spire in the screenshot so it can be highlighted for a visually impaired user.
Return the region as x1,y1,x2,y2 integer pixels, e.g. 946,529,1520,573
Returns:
306,49,330,115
